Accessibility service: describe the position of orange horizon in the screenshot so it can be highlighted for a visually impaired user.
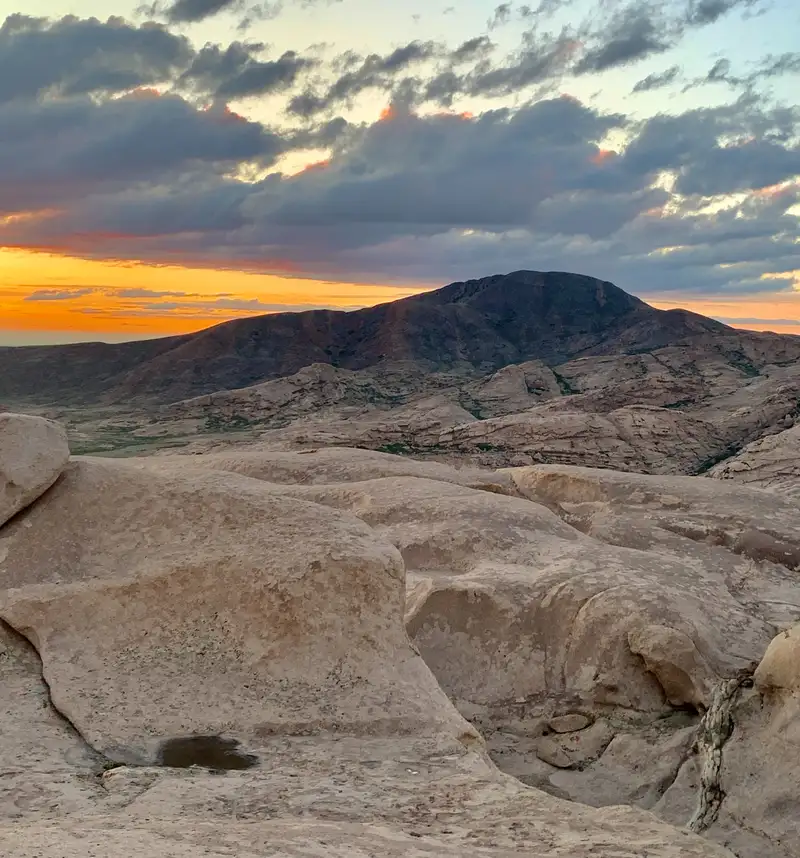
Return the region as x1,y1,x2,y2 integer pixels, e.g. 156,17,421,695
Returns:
2,248,800,344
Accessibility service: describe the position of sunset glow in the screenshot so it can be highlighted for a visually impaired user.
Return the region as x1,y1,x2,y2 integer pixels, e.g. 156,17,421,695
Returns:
0,249,426,344
0,0,797,345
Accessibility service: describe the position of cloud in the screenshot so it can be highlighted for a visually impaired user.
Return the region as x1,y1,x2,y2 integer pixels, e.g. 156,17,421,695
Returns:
178,41,315,99
0,91,283,214
162,0,340,24
622,96,800,196
164,0,244,22
24,288,98,301
684,0,760,26
116,288,202,297
488,3,513,29
633,65,681,92
5,87,797,304
286,41,440,117
715,317,800,326
574,5,672,74
0,7,797,312
0,14,193,102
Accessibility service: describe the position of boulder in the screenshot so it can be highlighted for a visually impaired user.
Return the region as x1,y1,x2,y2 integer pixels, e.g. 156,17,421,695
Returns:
549,713,592,733
754,624,800,695
0,413,69,527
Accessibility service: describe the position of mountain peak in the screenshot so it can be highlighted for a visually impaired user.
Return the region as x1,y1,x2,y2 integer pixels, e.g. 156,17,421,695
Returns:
0,269,759,406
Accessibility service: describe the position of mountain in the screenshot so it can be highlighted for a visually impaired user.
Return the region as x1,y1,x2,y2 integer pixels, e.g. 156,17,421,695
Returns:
3,269,799,406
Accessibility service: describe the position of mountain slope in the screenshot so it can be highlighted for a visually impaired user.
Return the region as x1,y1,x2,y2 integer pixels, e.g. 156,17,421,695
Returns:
2,270,799,406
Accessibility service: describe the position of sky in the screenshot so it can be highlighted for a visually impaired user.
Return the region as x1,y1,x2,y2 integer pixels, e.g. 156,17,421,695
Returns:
0,0,798,344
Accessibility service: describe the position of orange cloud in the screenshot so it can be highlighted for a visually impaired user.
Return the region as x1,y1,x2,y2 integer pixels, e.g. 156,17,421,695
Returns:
590,148,616,165
299,159,331,174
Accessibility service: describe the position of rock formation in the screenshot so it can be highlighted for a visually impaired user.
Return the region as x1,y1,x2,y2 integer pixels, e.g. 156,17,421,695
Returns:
1,418,799,856
0,421,760,858
709,424,800,497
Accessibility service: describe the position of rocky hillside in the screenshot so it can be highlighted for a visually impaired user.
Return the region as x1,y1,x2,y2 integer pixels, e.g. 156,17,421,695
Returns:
115,331,800,480
5,269,800,406
3,413,800,857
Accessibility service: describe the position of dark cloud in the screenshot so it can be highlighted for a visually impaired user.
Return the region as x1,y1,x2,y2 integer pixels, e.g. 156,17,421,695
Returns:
0,92,282,214
622,97,800,196
163,0,339,24
754,52,800,81
572,0,766,78
421,29,579,106
684,0,759,26
117,289,197,297
286,41,440,116
488,3,513,29
632,65,681,92
166,0,234,21
575,6,671,74
215,51,314,98
683,51,800,93
177,40,261,92
4,87,797,304
0,14,193,102
706,57,734,82
451,36,494,63
0,7,796,305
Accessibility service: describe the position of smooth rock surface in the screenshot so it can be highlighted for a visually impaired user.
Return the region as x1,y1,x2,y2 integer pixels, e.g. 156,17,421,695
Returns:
0,413,69,527
3,426,798,858
0,457,473,763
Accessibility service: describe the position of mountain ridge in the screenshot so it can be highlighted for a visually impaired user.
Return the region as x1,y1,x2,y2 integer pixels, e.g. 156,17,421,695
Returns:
2,269,798,406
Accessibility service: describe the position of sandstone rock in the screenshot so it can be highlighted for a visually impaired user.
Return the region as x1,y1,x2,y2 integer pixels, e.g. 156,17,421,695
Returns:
551,721,698,810
549,713,592,733
537,720,615,770
754,624,800,695
0,435,791,857
0,457,473,764
195,456,791,722
656,630,800,858
438,403,725,474
628,625,715,709
0,413,69,527
709,423,800,498
536,736,573,768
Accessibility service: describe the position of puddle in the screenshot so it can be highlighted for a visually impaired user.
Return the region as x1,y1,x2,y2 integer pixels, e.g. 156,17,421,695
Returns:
158,736,259,770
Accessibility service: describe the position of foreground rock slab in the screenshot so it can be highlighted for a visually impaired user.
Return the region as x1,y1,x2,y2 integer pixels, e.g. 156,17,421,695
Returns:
0,456,472,764
3,424,798,858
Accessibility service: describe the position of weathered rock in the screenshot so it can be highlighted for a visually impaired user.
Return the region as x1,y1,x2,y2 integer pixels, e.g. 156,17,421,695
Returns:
536,736,573,768
0,413,69,527
709,423,800,498
537,720,615,770
628,625,716,709
754,624,800,696
438,404,725,475
551,721,699,810
548,713,592,733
